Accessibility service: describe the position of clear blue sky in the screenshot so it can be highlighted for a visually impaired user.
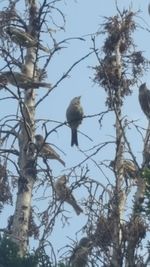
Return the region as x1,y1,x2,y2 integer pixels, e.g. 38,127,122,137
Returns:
38,0,150,256
1,0,150,262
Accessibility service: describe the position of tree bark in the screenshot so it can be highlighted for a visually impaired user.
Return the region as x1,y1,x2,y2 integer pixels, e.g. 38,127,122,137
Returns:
10,0,37,256
111,43,126,267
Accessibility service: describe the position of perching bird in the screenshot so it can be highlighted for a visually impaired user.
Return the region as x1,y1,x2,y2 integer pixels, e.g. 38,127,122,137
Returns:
69,237,93,267
139,83,150,118
54,175,83,215
110,159,138,187
35,134,65,167
5,26,50,53
123,160,138,180
0,71,51,89
66,96,84,146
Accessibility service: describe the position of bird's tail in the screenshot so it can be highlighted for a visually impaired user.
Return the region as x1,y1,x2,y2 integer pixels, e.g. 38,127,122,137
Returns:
38,82,51,89
71,129,78,146
39,44,50,53
20,82,51,89
67,198,83,215
72,202,83,215
58,158,66,167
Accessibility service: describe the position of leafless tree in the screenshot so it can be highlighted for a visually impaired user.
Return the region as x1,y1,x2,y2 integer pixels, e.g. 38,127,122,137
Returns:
0,1,150,267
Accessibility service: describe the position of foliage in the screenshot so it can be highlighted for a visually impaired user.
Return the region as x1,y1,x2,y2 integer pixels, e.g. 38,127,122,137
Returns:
0,236,38,267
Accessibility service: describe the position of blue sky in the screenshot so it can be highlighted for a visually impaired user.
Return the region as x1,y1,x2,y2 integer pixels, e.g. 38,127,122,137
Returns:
1,0,150,263
36,0,150,256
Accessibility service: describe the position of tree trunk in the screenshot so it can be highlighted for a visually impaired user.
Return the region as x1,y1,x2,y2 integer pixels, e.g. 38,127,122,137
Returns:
111,43,126,267
10,0,37,256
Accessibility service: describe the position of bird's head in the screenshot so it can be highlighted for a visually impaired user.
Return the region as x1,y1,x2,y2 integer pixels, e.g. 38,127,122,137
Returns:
78,237,92,247
35,134,44,143
70,96,81,106
59,175,68,184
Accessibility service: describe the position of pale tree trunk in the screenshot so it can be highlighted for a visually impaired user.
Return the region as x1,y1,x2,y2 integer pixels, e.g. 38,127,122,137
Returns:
133,120,150,205
10,0,37,256
125,120,148,267
92,9,148,267
111,43,126,267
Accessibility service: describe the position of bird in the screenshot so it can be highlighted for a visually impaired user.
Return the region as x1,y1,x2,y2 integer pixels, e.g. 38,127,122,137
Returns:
54,175,83,215
35,134,65,167
139,83,150,118
5,26,50,53
0,71,51,89
69,237,93,267
123,160,138,180
66,96,84,146
110,159,138,187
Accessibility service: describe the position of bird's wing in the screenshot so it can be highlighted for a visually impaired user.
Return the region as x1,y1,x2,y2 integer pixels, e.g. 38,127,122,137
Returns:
55,179,73,200
124,160,136,171
11,28,37,46
147,90,150,110
139,89,150,117
70,246,89,267
42,143,59,156
66,105,83,121
14,28,35,40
